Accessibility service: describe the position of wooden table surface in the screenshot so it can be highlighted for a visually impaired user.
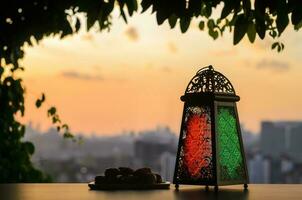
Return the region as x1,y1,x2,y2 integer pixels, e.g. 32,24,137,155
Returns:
1,184,301,200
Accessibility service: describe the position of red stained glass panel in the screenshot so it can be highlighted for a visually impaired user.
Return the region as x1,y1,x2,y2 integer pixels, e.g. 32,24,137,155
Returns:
175,106,214,182
184,113,212,178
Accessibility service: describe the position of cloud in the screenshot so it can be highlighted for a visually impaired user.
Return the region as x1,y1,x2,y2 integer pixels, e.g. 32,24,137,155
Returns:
162,66,172,73
167,42,178,54
125,27,139,41
61,71,103,81
81,33,94,42
256,59,290,72
208,49,237,57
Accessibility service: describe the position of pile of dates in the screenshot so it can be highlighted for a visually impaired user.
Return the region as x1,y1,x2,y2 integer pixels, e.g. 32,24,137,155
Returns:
95,167,163,184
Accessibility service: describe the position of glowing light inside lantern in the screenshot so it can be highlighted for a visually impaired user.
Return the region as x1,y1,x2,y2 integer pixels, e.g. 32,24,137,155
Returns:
217,106,246,181
180,106,213,181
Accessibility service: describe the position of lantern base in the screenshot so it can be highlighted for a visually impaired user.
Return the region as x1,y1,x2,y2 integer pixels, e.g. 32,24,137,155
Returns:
244,184,248,190
214,185,219,192
175,184,179,190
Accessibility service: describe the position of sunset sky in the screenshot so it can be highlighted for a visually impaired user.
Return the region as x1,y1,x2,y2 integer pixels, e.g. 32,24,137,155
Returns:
19,10,302,135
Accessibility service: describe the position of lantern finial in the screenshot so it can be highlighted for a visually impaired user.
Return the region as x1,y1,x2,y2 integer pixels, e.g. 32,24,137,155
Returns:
186,66,235,95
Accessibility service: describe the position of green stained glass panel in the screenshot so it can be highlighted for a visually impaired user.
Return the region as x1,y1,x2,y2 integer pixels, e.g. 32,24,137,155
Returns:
217,106,246,182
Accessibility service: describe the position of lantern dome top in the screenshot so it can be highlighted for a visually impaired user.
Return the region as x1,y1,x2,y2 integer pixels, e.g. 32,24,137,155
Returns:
185,65,236,95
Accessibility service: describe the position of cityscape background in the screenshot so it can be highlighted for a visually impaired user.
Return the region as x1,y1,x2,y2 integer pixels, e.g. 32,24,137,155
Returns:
18,11,302,184
25,120,302,183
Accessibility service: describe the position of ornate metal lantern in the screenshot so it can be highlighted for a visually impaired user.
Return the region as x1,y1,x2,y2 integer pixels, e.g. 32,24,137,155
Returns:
173,66,248,191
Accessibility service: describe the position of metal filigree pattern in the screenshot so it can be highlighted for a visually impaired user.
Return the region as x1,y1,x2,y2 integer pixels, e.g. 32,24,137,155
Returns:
185,66,235,94
176,106,214,182
217,106,246,181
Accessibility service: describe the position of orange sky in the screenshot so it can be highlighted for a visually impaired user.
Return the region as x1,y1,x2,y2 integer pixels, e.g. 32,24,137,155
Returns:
19,11,302,135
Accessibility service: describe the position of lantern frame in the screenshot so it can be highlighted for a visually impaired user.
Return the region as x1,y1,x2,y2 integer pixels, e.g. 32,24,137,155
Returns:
173,66,249,190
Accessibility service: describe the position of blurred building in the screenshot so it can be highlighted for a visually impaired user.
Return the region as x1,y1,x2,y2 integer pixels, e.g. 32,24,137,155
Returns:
134,127,177,173
256,121,302,183
247,152,271,183
160,152,176,182
260,121,302,162
25,121,302,183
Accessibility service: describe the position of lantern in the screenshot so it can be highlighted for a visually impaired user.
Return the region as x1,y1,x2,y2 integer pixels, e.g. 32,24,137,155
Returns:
173,66,248,191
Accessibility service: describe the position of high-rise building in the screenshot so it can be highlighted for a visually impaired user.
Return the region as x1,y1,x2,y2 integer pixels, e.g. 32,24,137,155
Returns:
289,124,302,162
134,127,177,172
260,121,286,158
260,121,302,162
160,152,176,182
247,153,271,183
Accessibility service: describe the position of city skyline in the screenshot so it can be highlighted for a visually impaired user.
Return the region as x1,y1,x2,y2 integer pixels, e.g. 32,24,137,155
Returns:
18,11,302,135
26,120,302,183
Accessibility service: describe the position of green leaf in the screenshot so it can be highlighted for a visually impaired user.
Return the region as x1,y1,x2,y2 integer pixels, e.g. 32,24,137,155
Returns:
276,13,289,36
87,11,98,30
277,44,281,52
20,125,25,137
280,43,285,51
120,8,128,23
199,21,205,30
141,0,152,12
180,17,191,33
52,115,60,123
48,107,57,116
204,5,212,18
291,7,302,26
233,14,248,45
255,18,266,39
35,100,41,108
243,0,251,13
207,19,215,29
0,66,4,78
35,93,45,108
63,132,74,139
168,15,178,28
254,0,265,15
221,2,233,19
209,29,219,40
60,24,72,39
126,0,138,16
62,124,69,130
294,21,302,30
272,42,278,50
132,0,138,11
269,30,277,38
156,11,168,25
24,142,35,155
247,22,256,43
104,0,115,16
276,1,289,36
271,42,284,52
